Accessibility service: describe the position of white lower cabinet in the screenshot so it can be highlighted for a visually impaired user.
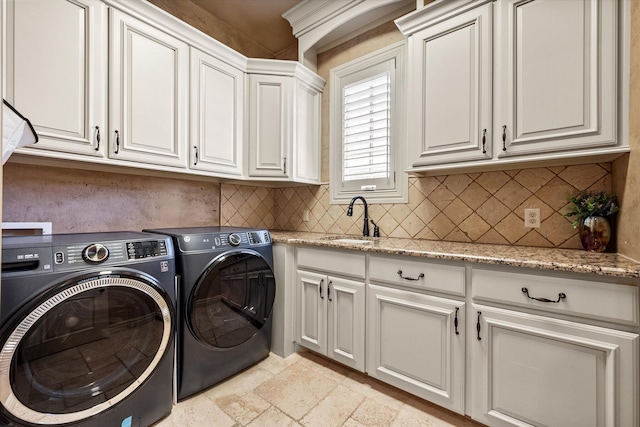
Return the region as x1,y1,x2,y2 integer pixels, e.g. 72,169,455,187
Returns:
471,304,639,427
367,284,465,414
289,246,639,424
297,269,365,371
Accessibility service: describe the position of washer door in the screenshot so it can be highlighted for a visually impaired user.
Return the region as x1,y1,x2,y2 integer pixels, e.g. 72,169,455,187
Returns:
189,250,275,349
0,273,173,425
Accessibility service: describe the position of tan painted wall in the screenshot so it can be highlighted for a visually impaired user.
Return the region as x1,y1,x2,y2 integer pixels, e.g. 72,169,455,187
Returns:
613,0,640,261
3,163,220,233
148,0,277,59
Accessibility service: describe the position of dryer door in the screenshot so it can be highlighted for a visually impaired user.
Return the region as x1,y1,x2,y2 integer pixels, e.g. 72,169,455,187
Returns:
0,272,173,425
189,250,275,348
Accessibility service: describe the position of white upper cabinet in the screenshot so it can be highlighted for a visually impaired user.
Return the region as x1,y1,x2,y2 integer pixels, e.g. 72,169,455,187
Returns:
190,48,244,176
3,0,107,157
247,73,292,178
109,8,189,169
396,0,629,173
495,0,617,157
293,78,322,183
247,59,325,183
2,1,324,182
406,3,492,166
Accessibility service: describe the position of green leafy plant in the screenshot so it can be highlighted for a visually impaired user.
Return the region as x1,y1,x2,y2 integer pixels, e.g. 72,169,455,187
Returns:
564,191,619,229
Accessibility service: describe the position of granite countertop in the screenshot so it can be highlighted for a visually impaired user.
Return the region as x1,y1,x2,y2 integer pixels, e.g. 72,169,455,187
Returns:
270,231,640,280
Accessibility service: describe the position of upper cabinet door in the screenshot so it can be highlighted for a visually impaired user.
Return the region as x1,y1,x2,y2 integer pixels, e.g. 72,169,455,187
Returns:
4,0,106,157
247,74,292,178
293,78,322,184
190,48,244,176
109,9,188,168
496,0,617,157
407,3,492,167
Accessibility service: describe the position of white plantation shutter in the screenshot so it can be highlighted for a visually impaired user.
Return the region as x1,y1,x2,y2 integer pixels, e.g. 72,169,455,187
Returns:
329,41,407,204
342,72,390,182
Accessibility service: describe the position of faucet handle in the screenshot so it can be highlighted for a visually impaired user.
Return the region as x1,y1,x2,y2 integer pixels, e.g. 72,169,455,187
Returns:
370,219,380,237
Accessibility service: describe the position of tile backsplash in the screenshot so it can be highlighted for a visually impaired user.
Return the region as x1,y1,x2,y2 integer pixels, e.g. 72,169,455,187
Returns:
222,163,612,249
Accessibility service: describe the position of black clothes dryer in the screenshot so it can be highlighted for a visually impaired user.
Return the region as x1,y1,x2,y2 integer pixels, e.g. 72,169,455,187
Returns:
144,227,275,400
0,232,176,427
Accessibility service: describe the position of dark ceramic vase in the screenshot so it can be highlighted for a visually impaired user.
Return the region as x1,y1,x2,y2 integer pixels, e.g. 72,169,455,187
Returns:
578,216,611,252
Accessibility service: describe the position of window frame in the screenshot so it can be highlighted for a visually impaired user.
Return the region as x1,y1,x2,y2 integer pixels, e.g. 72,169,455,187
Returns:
329,41,408,204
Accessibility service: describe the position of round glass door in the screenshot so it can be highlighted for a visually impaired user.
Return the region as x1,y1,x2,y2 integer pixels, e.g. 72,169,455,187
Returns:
189,250,275,349
0,273,173,425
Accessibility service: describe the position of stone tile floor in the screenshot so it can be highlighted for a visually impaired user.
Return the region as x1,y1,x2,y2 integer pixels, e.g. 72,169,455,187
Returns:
153,350,484,427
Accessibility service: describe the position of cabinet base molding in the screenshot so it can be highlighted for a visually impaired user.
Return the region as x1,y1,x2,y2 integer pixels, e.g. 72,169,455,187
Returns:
407,146,630,176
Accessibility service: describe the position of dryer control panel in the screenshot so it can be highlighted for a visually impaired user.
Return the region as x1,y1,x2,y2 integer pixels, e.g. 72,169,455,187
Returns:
178,230,271,253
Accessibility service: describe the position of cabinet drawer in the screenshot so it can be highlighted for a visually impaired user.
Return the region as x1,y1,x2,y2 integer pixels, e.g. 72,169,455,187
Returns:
369,254,465,297
472,268,639,325
296,246,365,279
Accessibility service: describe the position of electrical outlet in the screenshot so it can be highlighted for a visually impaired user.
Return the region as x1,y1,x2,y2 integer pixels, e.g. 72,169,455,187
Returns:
303,210,310,222
524,208,540,228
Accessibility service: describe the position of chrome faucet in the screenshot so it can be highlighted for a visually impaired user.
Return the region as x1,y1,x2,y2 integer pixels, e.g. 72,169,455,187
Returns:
347,196,370,237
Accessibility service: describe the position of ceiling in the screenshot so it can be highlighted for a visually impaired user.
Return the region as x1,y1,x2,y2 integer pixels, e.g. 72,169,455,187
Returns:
190,0,302,56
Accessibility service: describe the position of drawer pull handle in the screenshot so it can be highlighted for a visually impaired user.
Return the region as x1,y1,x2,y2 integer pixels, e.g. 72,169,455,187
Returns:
522,287,566,303
328,281,332,302
454,307,460,335
397,270,424,281
476,311,482,341
95,126,100,150
319,279,324,299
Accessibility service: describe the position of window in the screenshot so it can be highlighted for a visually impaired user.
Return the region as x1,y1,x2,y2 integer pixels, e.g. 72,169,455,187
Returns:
330,41,407,204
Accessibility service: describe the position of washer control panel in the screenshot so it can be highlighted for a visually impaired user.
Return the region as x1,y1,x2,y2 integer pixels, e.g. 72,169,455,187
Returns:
126,240,168,259
53,239,169,268
178,230,271,252
2,235,173,276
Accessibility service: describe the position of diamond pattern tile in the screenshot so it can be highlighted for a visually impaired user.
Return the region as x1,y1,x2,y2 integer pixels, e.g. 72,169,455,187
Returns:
221,163,613,249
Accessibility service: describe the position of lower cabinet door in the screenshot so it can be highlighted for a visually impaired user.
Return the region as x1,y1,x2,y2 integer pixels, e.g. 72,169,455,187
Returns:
296,270,326,354
367,284,465,414
327,276,365,371
471,304,639,427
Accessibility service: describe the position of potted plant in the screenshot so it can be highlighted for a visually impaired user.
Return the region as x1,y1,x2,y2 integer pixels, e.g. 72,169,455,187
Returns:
564,191,619,252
